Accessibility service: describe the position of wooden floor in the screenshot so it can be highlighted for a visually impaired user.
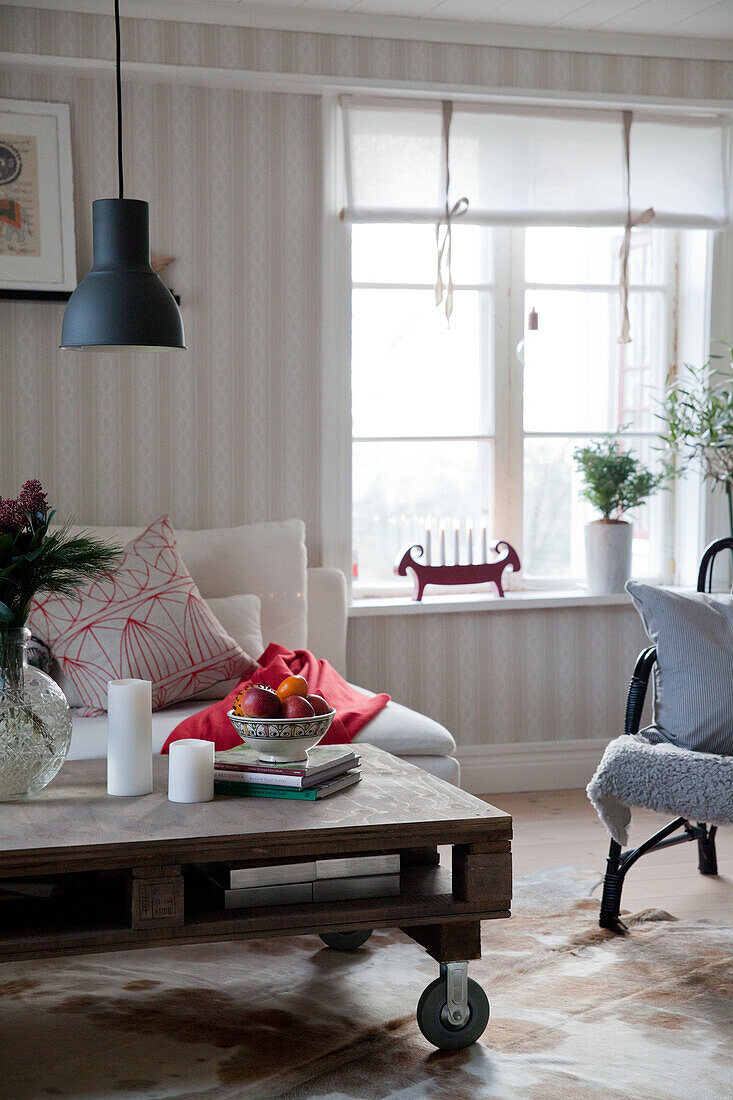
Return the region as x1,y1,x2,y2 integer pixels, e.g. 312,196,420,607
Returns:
480,788,733,923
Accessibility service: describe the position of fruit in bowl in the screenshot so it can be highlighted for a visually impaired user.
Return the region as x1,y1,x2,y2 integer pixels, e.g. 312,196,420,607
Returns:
276,675,308,703
281,695,315,719
306,694,330,716
233,684,281,719
228,675,336,762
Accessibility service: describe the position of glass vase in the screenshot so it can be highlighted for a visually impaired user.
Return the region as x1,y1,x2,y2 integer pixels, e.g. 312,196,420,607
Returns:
0,626,72,801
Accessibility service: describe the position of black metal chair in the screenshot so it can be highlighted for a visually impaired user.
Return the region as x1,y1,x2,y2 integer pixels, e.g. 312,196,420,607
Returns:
598,536,733,932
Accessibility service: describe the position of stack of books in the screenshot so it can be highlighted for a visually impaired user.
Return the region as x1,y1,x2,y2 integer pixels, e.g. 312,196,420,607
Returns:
206,853,401,910
213,744,361,800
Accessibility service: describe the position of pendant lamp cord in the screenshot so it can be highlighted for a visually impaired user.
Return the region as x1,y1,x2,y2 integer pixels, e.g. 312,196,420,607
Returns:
115,0,124,199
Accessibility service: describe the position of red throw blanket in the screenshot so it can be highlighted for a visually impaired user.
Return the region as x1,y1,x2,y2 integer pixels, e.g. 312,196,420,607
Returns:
162,643,390,753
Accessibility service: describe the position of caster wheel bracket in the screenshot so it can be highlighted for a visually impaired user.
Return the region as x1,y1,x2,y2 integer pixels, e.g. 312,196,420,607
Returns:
416,964,490,1050
440,961,469,1027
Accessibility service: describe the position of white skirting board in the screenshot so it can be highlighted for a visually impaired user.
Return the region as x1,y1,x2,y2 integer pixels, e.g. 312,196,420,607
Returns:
458,738,612,794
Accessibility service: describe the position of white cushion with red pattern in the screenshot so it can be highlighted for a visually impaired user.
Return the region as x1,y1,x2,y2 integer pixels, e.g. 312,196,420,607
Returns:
29,516,256,712
62,518,308,652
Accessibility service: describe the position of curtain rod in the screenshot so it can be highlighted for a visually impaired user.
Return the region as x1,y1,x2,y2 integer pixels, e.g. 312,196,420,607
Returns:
340,208,728,230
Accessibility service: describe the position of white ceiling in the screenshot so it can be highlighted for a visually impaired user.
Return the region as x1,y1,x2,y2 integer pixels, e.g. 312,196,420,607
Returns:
179,0,733,39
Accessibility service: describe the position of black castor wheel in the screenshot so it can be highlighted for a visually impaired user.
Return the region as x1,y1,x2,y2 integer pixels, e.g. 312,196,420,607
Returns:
416,975,490,1050
319,929,373,951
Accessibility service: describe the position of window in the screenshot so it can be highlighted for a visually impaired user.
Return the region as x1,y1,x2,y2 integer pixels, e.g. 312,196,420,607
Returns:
338,99,724,597
351,223,495,592
522,226,674,582
351,223,695,596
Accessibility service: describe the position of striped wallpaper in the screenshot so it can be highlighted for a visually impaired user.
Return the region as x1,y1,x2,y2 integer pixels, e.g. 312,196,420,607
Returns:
2,5,730,102
0,65,322,541
348,605,649,751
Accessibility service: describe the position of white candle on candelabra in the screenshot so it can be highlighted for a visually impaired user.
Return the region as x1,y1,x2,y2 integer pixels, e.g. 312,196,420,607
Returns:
168,738,215,803
439,521,446,565
425,518,432,566
467,520,474,564
481,520,488,563
107,679,153,796
454,521,460,564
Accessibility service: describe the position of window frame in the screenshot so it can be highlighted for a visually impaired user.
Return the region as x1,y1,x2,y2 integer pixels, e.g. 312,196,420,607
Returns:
341,220,704,607
515,225,679,588
350,224,500,598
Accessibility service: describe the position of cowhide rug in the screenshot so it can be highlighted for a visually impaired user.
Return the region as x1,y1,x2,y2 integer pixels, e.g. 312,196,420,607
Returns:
1,868,731,1100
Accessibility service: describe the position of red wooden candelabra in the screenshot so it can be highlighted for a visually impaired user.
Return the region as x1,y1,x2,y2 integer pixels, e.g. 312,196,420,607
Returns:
395,541,521,601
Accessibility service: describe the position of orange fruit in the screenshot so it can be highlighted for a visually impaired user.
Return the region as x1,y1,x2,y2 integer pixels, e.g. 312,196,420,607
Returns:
276,675,308,703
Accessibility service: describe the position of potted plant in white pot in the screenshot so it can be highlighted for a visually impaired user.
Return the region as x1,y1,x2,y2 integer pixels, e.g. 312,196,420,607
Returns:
573,438,666,595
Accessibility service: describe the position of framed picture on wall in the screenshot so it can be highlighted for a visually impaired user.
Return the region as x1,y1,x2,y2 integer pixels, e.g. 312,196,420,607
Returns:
0,99,77,292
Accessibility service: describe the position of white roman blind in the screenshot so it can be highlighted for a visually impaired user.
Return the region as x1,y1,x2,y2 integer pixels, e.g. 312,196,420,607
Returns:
341,97,731,230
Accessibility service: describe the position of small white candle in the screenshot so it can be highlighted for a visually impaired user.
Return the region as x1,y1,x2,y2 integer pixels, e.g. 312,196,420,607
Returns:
425,518,432,566
439,521,446,565
168,739,215,804
454,521,460,564
481,520,488,563
467,520,474,564
107,679,153,796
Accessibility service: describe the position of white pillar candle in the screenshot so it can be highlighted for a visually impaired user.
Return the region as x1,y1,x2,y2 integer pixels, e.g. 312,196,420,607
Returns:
454,521,460,564
107,678,153,796
467,520,474,564
439,521,446,565
168,739,215,804
481,520,488,563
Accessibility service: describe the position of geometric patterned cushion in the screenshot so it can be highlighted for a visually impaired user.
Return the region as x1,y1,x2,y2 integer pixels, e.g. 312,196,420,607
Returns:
28,516,255,712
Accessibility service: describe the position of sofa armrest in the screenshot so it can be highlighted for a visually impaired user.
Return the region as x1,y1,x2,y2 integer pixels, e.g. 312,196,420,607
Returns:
306,567,347,675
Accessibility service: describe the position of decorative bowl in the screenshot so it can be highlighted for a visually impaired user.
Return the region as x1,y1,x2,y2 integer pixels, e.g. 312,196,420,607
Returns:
226,708,336,763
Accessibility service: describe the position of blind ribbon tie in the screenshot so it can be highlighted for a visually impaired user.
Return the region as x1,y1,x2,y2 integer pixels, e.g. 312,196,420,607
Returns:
619,110,655,344
435,101,469,323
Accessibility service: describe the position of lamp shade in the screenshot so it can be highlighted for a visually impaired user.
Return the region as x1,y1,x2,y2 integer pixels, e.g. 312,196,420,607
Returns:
60,198,185,350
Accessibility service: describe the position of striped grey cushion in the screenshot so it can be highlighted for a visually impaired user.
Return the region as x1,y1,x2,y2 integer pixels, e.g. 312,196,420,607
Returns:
626,582,733,756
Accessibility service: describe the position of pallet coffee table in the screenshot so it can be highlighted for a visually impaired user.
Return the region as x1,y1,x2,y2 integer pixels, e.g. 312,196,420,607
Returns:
0,744,512,1050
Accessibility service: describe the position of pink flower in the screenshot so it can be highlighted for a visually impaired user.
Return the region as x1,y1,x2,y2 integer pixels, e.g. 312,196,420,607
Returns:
0,479,48,534
18,478,48,516
0,497,25,534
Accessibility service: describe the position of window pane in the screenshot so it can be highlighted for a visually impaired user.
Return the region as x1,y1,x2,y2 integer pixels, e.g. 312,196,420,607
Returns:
352,224,492,285
353,440,492,585
523,436,666,579
617,293,666,432
523,289,666,433
523,438,577,577
352,289,492,437
525,226,667,285
623,436,668,580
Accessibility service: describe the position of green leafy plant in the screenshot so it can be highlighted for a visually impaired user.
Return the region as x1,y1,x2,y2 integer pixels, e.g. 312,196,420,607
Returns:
573,437,666,522
0,480,120,629
660,342,733,534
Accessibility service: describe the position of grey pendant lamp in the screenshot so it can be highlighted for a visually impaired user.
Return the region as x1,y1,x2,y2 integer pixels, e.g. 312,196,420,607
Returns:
60,0,185,351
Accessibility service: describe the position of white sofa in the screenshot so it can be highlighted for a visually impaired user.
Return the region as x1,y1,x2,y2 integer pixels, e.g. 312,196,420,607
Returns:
64,519,460,784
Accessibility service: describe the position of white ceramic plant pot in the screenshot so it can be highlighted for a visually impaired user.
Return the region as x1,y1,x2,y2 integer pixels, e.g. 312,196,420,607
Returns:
584,520,633,595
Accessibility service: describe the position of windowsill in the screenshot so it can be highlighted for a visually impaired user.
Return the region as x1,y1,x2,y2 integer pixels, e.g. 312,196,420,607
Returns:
349,588,635,616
